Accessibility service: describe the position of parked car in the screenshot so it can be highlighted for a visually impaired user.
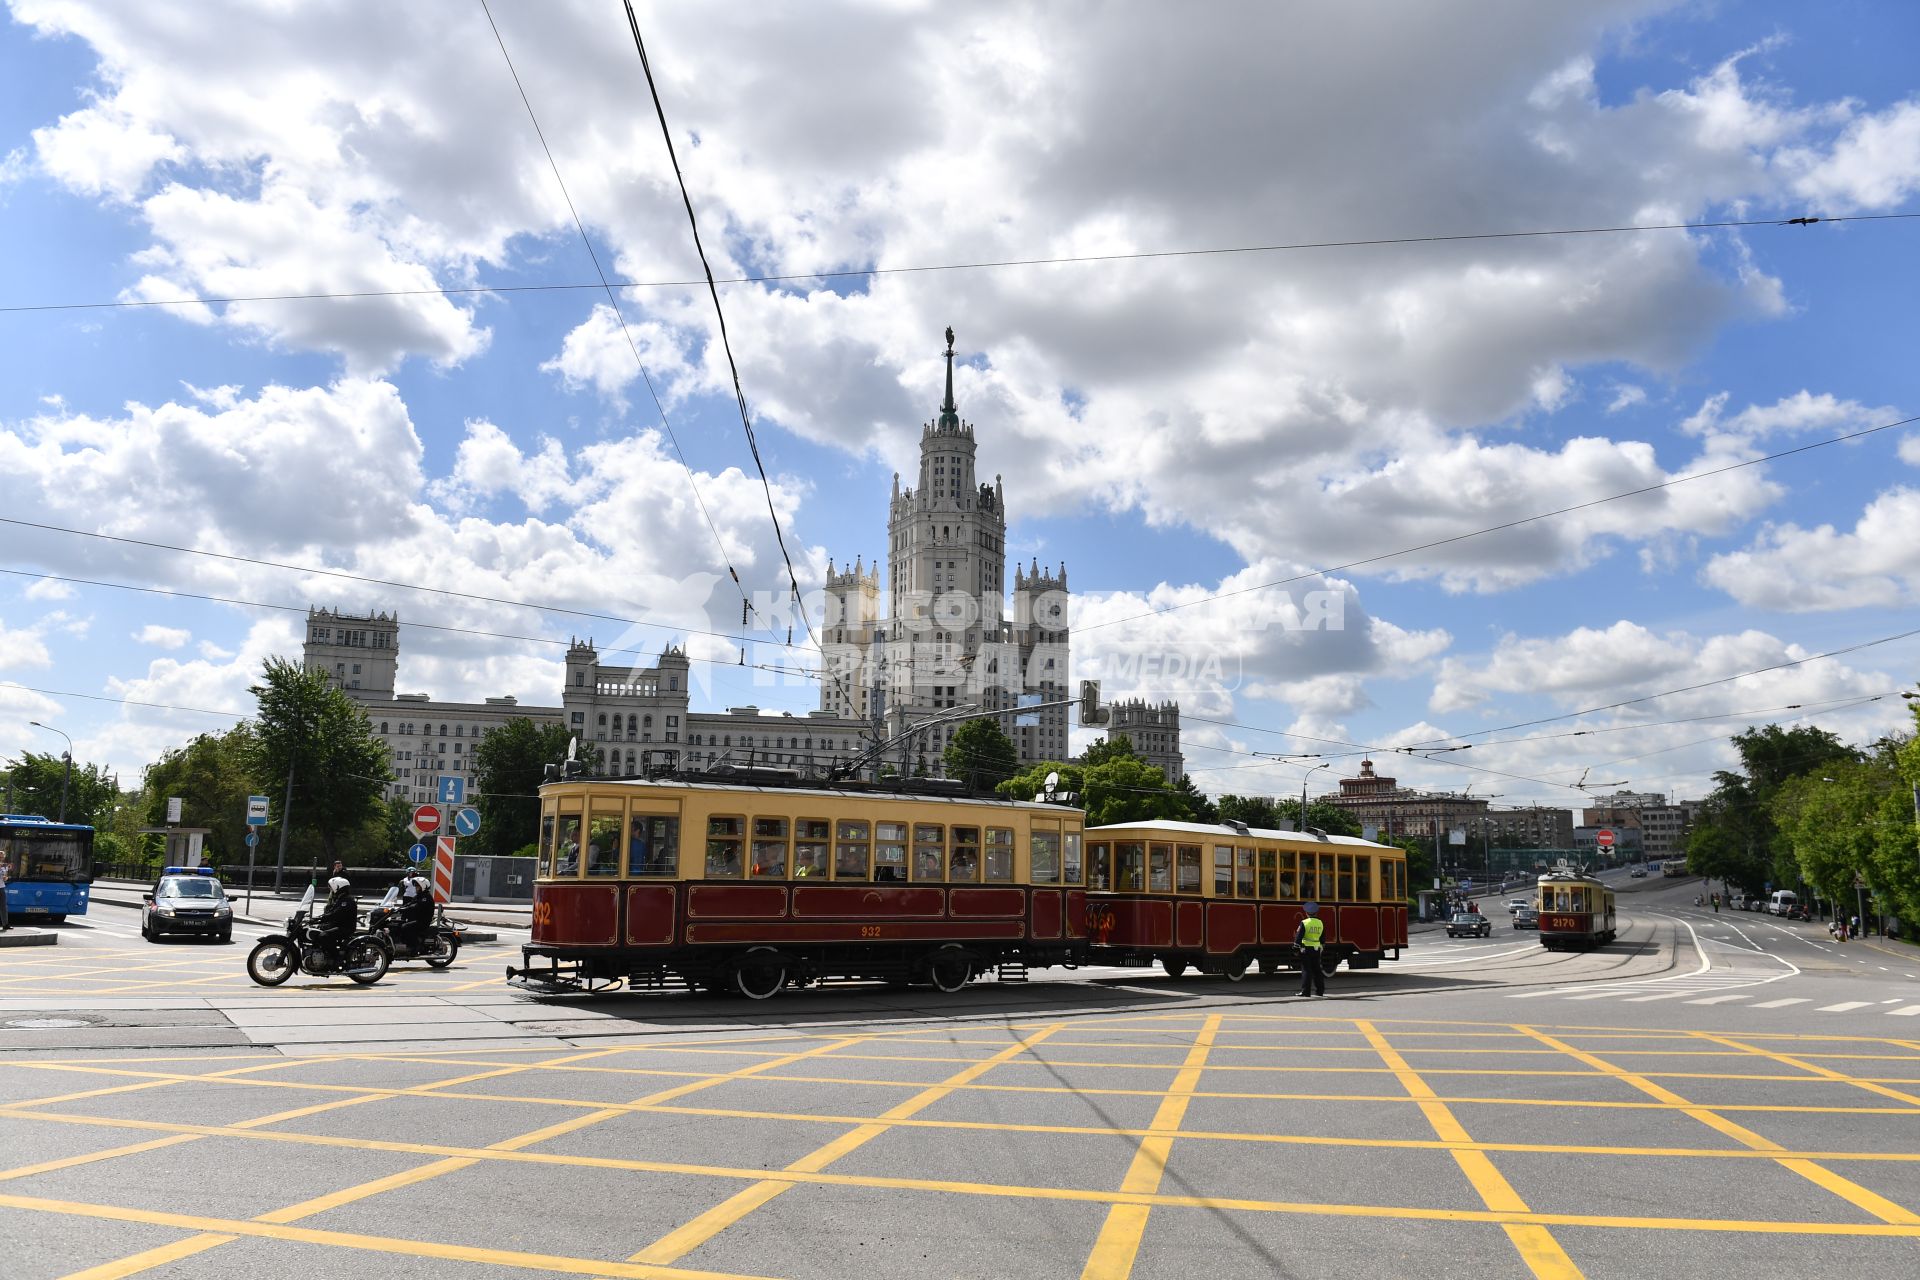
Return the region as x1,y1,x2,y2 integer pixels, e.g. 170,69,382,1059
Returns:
1506,898,1531,914
1512,906,1538,930
142,869,234,943
1629,866,1647,878
1447,912,1493,938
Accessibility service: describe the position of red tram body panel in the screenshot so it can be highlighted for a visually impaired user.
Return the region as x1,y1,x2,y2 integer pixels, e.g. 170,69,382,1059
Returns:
1536,870,1617,951
1083,821,1410,977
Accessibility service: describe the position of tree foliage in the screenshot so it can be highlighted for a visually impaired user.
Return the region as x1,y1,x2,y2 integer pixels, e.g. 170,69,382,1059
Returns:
997,746,1199,827
244,658,391,863
943,718,1020,793
4,749,121,827
142,726,260,866
471,717,576,857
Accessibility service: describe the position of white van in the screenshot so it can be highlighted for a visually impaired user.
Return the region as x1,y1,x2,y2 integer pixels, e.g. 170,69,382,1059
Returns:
1769,890,1798,916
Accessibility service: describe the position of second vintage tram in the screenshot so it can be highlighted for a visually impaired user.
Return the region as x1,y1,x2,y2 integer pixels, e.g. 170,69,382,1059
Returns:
1084,820,1408,978
509,775,1087,998
1535,869,1617,950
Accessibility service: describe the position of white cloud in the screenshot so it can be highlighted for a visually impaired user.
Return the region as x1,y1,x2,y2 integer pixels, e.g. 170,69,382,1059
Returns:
0,620,53,670
1432,621,1697,714
1900,434,1920,467
133,624,190,649
1701,487,1920,611
23,577,75,601
1606,384,1646,413
1781,99,1920,211
1678,389,1893,443
197,641,234,660
540,305,690,409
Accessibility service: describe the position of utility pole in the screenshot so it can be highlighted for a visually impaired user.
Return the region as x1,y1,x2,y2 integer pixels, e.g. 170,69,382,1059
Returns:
273,752,296,894
28,721,73,823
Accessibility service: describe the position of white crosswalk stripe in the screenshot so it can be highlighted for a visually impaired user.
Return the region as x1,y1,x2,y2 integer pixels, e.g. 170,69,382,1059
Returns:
1819,1001,1872,1012
1751,997,1810,1008
1889,1005,1920,1017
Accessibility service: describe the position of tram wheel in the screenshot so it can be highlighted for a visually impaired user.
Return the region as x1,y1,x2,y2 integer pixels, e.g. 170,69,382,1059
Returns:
928,947,973,993
1160,958,1190,979
733,949,786,1000
1219,955,1251,982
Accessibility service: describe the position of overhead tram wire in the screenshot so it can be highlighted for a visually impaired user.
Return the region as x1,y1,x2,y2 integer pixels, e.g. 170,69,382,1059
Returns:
623,1,818,657
0,565,826,682
0,517,812,659
4,211,1914,317
1078,412,1920,636
475,0,779,653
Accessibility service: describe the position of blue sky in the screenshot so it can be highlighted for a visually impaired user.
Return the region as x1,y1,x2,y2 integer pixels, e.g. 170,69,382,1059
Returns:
3,0,1918,811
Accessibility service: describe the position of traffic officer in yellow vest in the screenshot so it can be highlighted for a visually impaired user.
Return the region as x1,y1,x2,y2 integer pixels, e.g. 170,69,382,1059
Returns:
1294,902,1326,997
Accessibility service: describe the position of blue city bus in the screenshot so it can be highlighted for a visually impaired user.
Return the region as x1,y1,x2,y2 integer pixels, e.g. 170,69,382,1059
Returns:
1,814,95,922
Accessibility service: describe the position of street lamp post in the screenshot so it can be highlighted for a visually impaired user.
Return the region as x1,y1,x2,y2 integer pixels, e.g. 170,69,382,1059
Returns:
27,721,73,823
1299,762,1332,831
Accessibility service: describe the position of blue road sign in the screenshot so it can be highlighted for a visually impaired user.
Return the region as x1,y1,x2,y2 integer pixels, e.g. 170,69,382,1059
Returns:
246,794,270,826
245,831,258,848
408,842,429,864
438,776,465,806
452,806,481,838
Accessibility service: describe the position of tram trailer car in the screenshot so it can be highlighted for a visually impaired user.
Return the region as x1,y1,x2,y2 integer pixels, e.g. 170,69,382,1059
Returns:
1536,870,1617,950
509,777,1086,999
1084,821,1409,979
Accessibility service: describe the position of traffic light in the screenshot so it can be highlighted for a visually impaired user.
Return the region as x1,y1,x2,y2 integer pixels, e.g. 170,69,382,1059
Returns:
1079,680,1108,726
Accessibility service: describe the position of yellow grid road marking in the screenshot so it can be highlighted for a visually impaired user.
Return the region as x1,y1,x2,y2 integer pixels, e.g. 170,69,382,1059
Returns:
1688,1031,1920,1108
0,1193,780,1280
1360,1019,1582,1278
1080,1012,1221,1280
1516,1025,1920,1227
627,1023,1067,1267
55,1233,237,1279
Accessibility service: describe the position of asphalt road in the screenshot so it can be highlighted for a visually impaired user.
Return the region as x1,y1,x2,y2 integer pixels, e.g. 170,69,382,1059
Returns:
3,873,1918,1279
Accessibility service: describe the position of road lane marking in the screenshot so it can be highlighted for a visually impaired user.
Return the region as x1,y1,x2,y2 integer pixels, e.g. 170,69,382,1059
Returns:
1359,1019,1580,1278
1686,995,1752,1005
1079,1013,1222,1280
1752,998,1810,1008
1820,1002,1872,1013
1890,1007,1920,1017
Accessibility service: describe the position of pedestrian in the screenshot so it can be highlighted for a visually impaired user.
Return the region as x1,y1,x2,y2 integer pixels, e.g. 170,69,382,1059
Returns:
1294,903,1326,998
1851,914,1861,938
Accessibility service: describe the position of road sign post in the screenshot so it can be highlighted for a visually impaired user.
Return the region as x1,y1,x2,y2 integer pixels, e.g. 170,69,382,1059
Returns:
244,829,259,912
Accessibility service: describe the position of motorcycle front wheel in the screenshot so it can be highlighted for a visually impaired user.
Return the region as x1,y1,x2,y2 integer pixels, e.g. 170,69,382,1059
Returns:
246,938,298,987
344,936,391,985
425,934,460,970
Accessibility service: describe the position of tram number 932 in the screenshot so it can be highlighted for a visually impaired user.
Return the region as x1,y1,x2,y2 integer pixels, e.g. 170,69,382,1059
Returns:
533,901,554,928
859,925,884,938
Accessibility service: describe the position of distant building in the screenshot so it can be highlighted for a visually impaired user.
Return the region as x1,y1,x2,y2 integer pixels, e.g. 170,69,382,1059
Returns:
1109,699,1185,782
1581,790,1702,861
1322,758,1491,839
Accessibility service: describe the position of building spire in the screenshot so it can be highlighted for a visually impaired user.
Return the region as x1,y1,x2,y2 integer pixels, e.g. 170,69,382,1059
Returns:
937,325,959,430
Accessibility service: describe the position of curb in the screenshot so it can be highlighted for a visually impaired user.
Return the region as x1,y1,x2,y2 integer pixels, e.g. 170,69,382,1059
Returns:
0,929,58,948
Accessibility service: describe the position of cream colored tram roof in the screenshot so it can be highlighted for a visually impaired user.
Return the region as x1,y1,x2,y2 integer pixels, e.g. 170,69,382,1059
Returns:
540,776,1076,815
1088,819,1396,851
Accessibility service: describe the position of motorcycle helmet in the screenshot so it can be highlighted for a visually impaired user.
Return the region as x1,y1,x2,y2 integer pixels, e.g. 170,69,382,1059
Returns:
327,876,351,894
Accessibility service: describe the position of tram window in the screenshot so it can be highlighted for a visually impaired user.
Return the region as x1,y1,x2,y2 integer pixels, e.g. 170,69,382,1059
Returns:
1318,854,1336,901
1176,845,1202,893
705,816,744,878
1235,848,1255,898
1336,855,1353,902
1148,843,1173,892
1278,850,1296,899
1213,845,1233,896
874,821,907,882
950,826,981,883
794,818,830,877
1088,842,1112,890
1356,856,1372,901
1116,842,1145,891
1064,831,1083,885
913,824,946,881
1258,851,1276,899
985,827,1015,882
629,815,679,876
1297,854,1316,901
834,819,870,880
1031,828,1061,884
554,815,582,878
586,812,623,877
538,814,555,878
751,817,790,878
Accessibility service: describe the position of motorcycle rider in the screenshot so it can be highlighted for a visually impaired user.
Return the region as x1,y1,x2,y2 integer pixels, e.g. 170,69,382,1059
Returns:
397,869,435,950
309,875,358,966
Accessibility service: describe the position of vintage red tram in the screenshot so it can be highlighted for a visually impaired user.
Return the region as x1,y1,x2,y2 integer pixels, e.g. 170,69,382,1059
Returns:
1535,870,1617,950
1084,820,1409,978
507,777,1087,998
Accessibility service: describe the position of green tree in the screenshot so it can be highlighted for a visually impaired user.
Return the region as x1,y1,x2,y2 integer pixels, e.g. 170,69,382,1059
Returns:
1172,774,1217,823
470,717,575,857
3,750,120,826
142,725,261,868
1079,734,1138,767
997,754,1188,826
1685,723,1863,894
945,718,1019,793
1217,794,1280,829
1275,798,1363,838
245,657,391,863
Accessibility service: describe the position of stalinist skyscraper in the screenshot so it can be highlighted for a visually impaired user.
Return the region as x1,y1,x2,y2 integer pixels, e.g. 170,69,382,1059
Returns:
820,328,1070,774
